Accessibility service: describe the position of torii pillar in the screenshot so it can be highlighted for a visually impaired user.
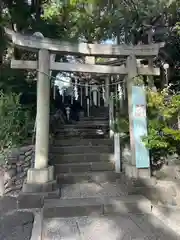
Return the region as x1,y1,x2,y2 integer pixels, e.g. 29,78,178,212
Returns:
104,76,110,107
125,55,150,179
23,49,55,192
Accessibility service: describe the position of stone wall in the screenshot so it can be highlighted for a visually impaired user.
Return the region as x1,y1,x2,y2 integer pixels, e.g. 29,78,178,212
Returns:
0,145,34,196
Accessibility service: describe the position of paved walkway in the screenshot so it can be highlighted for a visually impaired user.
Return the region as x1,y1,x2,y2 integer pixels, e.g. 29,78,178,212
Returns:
43,213,179,240
0,196,34,240
42,179,180,239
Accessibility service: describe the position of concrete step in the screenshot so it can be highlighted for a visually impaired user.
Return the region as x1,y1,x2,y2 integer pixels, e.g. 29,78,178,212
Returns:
49,145,113,155
43,195,151,218
52,138,113,147
56,171,119,184
50,153,114,164
54,162,115,174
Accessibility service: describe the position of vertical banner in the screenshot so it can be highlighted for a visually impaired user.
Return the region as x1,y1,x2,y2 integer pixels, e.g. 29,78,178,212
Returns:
132,86,150,168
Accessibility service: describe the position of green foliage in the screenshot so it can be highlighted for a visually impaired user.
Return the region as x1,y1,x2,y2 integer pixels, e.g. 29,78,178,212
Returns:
143,87,180,159
1,0,180,164
112,85,180,161
112,117,129,144
42,0,119,42
0,91,33,164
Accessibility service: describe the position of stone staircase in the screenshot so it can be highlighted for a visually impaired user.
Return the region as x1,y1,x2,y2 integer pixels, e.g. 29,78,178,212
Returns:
43,111,151,219
16,108,180,239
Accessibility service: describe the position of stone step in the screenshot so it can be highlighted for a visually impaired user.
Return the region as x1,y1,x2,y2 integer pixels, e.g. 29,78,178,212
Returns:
56,171,119,184
56,127,109,134
49,145,113,155
60,121,109,127
56,128,109,137
22,180,57,193
42,211,180,240
54,162,115,174
91,106,108,110
90,112,108,116
43,195,151,218
81,117,108,121
17,189,60,209
126,179,180,207
55,133,109,139
50,153,114,164
90,109,109,116
63,121,109,127
53,138,113,147
60,182,128,199
89,112,108,115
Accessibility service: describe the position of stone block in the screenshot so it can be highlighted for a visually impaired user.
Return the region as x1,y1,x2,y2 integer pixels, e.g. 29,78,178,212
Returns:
25,150,33,157
57,173,90,184
43,218,80,240
20,145,34,154
54,138,112,147
43,198,103,218
124,164,150,179
9,148,19,157
44,204,103,218
0,196,17,214
0,169,5,196
7,168,17,178
27,166,54,184
17,193,44,209
103,196,151,214
22,180,57,193
44,189,60,199
3,171,11,183
55,163,91,174
50,145,112,155
53,153,114,164
24,155,32,162
57,171,118,184
90,172,118,183
23,161,31,168
19,155,25,161
30,213,42,240
7,157,18,164
91,162,114,171
1,211,34,228
24,167,30,172
156,165,180,180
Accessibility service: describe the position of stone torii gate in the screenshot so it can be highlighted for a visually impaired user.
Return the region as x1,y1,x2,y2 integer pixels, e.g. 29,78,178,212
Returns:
6,28,163,193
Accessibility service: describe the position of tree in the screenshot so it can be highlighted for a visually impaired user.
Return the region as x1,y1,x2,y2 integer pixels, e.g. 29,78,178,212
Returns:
0,91,33,164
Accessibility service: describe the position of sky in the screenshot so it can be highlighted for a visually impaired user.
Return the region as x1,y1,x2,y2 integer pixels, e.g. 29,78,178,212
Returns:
104,39,115,44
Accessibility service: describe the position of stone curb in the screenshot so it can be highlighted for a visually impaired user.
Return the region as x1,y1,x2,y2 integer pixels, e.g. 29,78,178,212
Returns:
30,211,43,240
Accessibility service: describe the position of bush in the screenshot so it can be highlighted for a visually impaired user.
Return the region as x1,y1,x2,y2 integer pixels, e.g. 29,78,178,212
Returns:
112,85,180,165
142,87,180,162
0,91,33,164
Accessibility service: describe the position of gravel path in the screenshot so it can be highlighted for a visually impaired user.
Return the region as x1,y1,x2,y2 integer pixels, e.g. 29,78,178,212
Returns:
0,196,34,240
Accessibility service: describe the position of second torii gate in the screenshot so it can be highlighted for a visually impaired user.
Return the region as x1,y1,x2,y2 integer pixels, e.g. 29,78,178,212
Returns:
6,28,163,193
